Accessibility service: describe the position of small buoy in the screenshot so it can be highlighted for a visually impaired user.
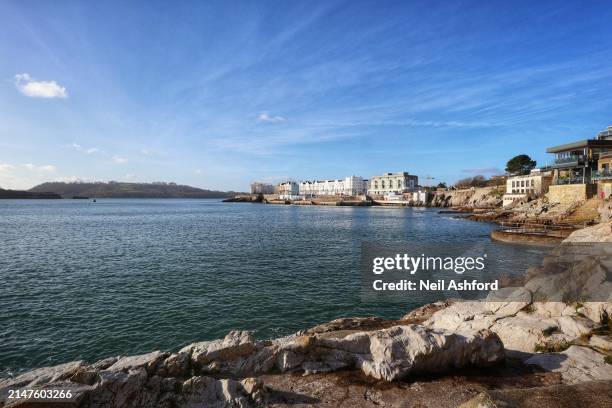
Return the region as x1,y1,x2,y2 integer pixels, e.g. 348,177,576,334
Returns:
92,199,96,203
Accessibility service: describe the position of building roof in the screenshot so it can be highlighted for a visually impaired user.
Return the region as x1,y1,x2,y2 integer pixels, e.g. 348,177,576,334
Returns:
546,139,612,153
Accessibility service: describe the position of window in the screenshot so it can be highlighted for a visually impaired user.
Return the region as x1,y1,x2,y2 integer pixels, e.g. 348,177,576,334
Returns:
382,181,385,189
374,181,378,189
397,180,402,188
531,179,535,187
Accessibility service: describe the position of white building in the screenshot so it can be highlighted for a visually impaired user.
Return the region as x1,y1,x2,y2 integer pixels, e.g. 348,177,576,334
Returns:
412,191,428,204
250,182,275,194
276,181,299,199
368,172,418,196
299,176,366,197
502,169,552,207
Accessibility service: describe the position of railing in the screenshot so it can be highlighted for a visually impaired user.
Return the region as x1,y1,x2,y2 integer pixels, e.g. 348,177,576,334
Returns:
554,177,587,185
554,155,585,165
497,221,580,237
592,170,612,181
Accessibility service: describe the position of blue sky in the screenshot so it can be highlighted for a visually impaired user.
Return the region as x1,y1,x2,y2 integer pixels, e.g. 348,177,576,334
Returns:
1,0,611,191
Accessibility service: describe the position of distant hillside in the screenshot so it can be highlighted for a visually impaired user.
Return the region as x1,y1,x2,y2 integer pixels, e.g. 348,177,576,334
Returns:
0,188,61,199
28,181,239,198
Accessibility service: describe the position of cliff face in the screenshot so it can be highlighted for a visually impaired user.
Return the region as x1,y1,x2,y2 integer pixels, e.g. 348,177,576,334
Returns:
428,187,503,209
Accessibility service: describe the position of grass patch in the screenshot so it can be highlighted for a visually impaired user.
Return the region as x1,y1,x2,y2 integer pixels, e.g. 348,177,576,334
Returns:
604,355,612,365
534,340,571,353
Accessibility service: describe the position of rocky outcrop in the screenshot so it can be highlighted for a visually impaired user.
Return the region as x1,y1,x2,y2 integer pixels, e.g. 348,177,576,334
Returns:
564,220,612,242
429,187,503,209
0,324,504,407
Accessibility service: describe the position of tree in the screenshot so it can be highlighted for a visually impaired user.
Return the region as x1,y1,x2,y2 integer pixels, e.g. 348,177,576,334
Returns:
506,154,536,175
470,175,487,187
454,176,488,189
436,182,447,189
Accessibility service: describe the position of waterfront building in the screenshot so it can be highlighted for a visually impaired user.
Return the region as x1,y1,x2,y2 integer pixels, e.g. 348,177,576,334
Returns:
544,125,612,185
542,125,612,203
250,182,275,194
368,172,418,196
412,190,429,204
299,176,366,197
276,181,299,199
502,169,552,207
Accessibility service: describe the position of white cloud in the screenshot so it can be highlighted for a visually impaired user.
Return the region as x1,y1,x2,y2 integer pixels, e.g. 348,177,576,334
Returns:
140,148,152,156
0,164,14,172
194,169,202,174
70,143,99,155
23,163,56,172
257,112,286,123
15,73,68,98
112,155,128,164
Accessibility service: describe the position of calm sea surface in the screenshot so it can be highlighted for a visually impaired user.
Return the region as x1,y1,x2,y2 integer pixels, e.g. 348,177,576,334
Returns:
0,199,546,377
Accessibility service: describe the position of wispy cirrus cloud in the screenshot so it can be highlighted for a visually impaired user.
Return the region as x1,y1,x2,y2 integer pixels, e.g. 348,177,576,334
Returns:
14,73,68,98
257,112,286,123
112,155,128,164
70,143,99,155
23,163,56,172
0,164,15,172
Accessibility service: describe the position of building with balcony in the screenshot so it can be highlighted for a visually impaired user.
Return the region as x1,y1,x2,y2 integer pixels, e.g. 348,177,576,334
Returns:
502,169,552,207
592,152,612,182
299,176,366,197
368,172,418,196
250,182,275,194
545,125,612,185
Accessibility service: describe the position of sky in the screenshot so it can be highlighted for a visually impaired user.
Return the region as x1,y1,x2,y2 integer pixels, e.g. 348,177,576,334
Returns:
1,0,612,191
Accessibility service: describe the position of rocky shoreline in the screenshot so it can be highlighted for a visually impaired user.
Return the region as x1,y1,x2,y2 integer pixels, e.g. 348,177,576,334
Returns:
2,224,611,407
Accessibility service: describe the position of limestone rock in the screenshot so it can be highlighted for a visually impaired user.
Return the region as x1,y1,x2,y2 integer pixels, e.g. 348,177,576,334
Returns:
526,345,612,384
590,335,612,351
489,312,558,353
564,221,612,242
105,351,168,375
357,326,504,381
424,302,497,332
180,376,254,408
401,300,455,321
0,360,85,390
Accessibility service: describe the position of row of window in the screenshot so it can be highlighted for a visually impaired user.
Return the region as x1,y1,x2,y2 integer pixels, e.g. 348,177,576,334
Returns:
372,179,416,189
511,179,535,188
511,188,536,194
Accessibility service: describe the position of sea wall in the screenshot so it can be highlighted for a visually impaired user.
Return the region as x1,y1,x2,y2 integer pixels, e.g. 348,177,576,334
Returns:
547,184,595,204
